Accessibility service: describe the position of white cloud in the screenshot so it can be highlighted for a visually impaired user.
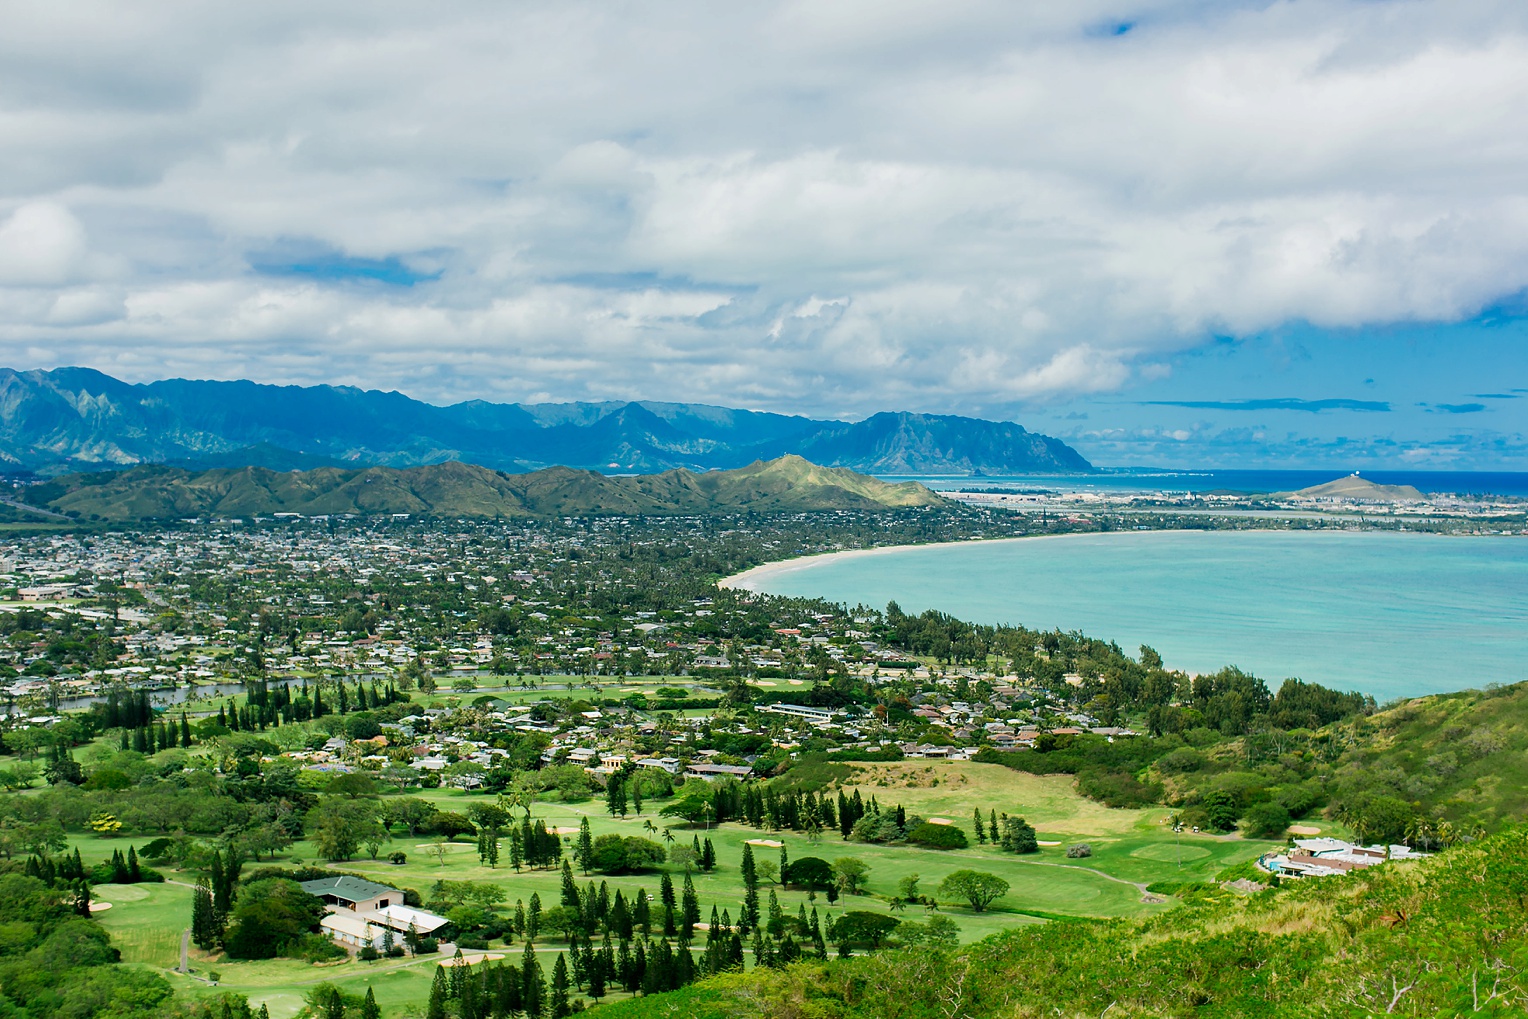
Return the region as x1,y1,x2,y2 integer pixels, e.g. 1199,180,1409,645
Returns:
0,1,1525,414
0,202,89,285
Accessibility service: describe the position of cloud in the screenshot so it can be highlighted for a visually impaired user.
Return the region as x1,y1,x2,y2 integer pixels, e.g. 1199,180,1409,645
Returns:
0,202,90,285
1422,402,1487,414
1143,398,1392,412
0,2,1526,415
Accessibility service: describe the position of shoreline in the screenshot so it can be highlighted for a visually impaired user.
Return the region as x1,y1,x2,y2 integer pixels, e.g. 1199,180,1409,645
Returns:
716,525,1483,592
718,531,1107,590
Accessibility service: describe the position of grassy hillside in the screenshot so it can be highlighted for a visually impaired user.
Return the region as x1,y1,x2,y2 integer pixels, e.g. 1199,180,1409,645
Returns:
597,824,1528,1018
23,455,945,521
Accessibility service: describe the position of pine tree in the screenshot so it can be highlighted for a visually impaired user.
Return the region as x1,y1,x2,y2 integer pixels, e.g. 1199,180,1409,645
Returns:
740,843,759,932
521,939,543,1018
989,809,999,842
360,987,381,1019
577,817,593,875
181,713,193,746
191,879,219,949
974,806,987,843
426,965,449,1019
633,886,651,933
681,873,700,940
630,777,642,815
128,845,141,882
561,860,580,909
701,836,716,871
550,953,571,1018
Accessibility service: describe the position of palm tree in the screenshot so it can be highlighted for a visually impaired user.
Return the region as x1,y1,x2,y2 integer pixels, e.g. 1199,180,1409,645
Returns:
662,827,675,845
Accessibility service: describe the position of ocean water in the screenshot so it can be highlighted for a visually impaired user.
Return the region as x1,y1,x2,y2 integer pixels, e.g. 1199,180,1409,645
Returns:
737,531,1528,700
880,469,1528,497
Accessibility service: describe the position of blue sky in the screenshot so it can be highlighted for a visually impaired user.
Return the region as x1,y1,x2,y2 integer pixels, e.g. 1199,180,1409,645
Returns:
0,1,1525,469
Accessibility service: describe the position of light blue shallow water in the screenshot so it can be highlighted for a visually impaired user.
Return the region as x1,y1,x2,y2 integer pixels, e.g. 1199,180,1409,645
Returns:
739,531,1528,700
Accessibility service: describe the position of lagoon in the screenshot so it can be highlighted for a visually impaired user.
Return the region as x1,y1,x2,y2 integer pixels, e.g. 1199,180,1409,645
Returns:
732,531,1528,700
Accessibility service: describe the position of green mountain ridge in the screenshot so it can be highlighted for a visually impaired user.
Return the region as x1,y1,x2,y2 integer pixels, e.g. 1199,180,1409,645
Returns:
23,455,948,520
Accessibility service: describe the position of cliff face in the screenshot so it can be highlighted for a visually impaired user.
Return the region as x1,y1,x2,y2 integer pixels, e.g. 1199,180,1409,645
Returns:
0,368,1093,476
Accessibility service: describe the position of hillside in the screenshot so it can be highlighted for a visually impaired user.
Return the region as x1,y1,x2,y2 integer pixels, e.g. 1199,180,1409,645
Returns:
22,455,948,521
599,825,1528,1018
0,367,1093,476
1277,474,1426,501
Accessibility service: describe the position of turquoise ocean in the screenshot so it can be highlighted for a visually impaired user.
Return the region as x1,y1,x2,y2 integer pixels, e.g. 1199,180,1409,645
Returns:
736,531,1528,700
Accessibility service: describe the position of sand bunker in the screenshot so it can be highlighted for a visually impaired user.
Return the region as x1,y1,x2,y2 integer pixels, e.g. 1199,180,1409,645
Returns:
88,902,112,912
787,679,804,685
1037,840,1062,847
927,817,953,825
551,827,581,835
745,839,784,848
1288,825,1322,835
443,952,506,968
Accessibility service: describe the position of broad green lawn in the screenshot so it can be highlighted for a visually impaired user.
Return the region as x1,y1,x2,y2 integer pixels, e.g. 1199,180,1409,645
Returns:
67,763,1279,1018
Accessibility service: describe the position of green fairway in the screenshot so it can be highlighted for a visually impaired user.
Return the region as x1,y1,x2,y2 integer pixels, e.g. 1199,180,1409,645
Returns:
66,764,1280,1018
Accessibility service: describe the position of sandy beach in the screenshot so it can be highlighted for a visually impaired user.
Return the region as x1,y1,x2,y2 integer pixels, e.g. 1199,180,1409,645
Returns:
718,534,1066,590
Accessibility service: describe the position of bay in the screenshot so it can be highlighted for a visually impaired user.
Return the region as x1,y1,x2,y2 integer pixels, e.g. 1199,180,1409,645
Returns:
733,531,1528,700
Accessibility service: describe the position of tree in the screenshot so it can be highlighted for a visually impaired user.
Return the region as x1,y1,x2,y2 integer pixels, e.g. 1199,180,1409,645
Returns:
1203,791,1241,833
782,856,833,892
998,816,1039,854
938,870,1010,913
191,878,220,950
1242,802,1292,840
668,843,698,873
832,857,870,895
222,879,327,959
829,911,901,950
550,953,571,1018
576,816,594,875
973,807,987,843
360,987,381,1019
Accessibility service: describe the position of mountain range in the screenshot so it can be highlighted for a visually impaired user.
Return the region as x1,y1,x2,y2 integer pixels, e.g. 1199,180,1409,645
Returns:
22,455,947,521
0,367,1092,476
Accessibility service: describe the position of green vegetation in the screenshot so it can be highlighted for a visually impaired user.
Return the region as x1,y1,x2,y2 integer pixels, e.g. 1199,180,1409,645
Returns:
26,456,944,521
596,823,1528,1018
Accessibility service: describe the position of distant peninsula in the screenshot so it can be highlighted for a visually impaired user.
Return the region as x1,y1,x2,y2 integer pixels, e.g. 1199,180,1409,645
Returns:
0,367,1093,476
22,455,948,521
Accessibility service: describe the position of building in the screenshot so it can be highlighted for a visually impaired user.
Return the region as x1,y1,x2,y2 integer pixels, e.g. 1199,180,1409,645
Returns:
685,762,753,781
757,703,837,723
299,875,403,913
1262,838,1429,879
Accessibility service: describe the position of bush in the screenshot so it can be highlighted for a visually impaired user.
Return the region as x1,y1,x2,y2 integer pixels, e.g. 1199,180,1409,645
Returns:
290,933,347,962
1077,768,1163,808
1156,749,1205,774
388,851,407,865
1066,843,1092,858
417,938,439,954
455,936,489,950
386,946,406,958
590,834,667,873
906,822,968,850
359,946,380,961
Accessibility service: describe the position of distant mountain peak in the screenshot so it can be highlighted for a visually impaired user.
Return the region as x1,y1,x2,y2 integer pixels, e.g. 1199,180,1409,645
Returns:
0,367,1093,477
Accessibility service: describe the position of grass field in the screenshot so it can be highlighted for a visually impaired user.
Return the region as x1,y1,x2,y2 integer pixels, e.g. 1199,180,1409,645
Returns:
65,760,1278,1017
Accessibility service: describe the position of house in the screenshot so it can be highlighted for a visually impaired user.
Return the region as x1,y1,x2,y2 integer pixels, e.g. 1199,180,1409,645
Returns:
685,762,753,781
299,875,403,913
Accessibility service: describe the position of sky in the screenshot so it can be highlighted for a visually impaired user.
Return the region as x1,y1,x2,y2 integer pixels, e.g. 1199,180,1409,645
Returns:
1,1,1527,469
